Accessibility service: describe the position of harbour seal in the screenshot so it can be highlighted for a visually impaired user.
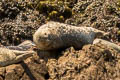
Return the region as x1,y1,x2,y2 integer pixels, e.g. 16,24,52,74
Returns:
33,22,107,50
93,39,120,52
6,40,36,51
0,47,35,67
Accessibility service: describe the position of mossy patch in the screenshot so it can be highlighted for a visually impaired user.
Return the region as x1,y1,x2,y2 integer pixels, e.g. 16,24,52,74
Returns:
33,0,74,22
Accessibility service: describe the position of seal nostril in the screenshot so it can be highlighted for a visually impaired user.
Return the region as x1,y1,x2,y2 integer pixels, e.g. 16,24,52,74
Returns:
44,33,47,35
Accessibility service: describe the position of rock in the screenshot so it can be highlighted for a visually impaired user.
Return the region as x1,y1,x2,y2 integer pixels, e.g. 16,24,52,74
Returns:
47,43,120,80
0,1,46,46
0,53,48,80
66,0,120,43
0,0,120,80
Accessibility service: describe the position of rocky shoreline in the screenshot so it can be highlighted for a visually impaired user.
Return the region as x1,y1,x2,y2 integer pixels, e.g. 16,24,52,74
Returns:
0,0,120,80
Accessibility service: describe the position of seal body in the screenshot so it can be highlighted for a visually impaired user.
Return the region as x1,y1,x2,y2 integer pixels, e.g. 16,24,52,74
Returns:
6,40,36,51
0,47,35,67
33,22,106,50
93,39,120,52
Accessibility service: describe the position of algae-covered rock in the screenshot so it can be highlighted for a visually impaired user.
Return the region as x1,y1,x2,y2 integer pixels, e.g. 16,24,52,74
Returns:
65,0,120,43
47,43,120,80
0,53,48,80
0,0,47,46
36,0,73,22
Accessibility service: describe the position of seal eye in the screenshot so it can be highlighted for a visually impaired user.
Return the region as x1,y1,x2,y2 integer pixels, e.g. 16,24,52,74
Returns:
44,33,47,35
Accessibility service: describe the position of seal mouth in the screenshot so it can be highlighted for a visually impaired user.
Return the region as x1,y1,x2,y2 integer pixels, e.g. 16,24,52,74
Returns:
38,39,53,50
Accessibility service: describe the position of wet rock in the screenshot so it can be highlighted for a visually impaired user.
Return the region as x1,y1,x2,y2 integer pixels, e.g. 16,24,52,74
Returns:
0,0,47,46
0,10,46,46
66,0,120,43
47,43,120,80
0,0,120,80
0,53,48,80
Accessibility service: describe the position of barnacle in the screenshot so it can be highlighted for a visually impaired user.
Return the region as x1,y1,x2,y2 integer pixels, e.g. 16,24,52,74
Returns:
116,0,120,11
117,30,120,35
59,15,64,22
49,11,58,17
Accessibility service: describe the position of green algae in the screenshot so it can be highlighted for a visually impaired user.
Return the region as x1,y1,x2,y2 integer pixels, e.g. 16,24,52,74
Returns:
34,0,74,22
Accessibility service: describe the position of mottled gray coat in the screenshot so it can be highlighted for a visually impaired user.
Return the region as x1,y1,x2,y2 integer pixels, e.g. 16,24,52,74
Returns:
33,22,107,50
